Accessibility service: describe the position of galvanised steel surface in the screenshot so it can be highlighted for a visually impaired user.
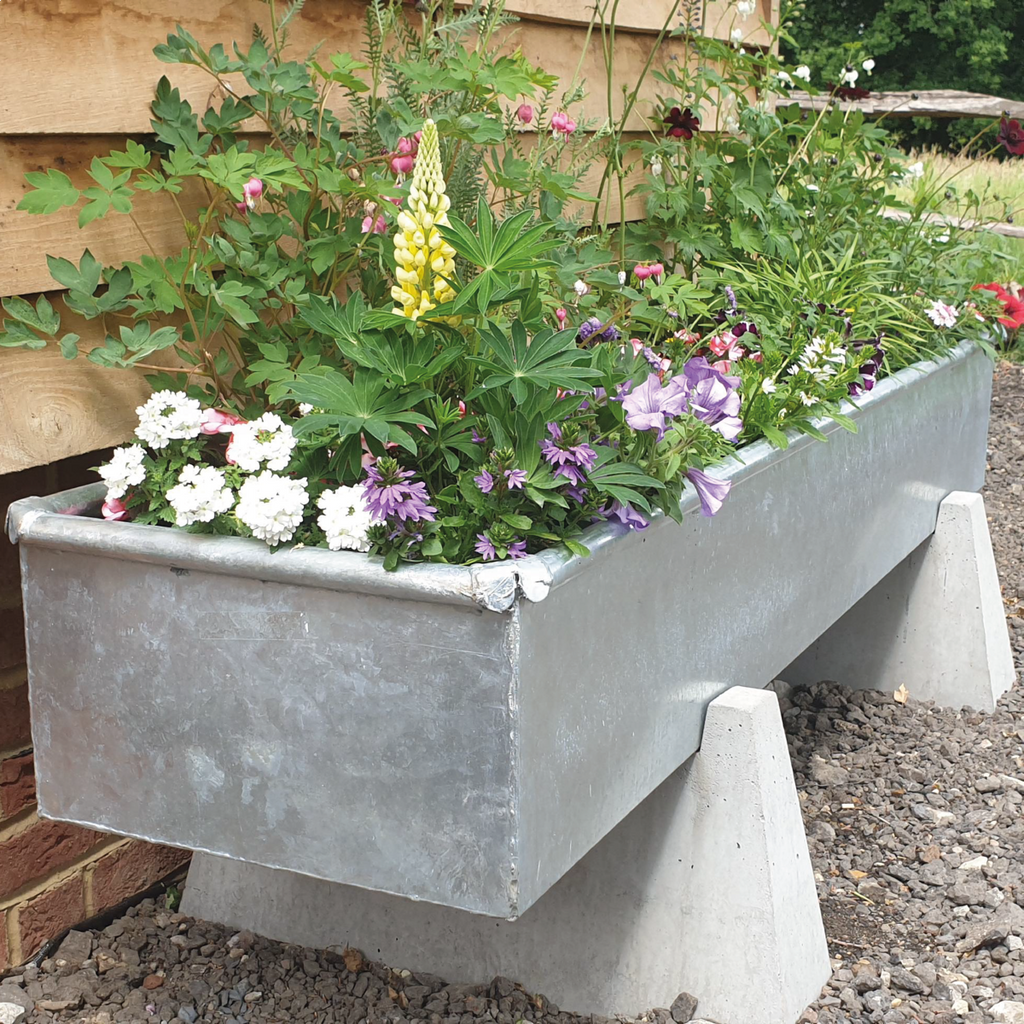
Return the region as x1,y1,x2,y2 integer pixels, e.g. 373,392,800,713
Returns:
7,342,992,919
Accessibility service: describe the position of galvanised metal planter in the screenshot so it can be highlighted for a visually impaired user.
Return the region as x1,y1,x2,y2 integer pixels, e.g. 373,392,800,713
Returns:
7,341,992,920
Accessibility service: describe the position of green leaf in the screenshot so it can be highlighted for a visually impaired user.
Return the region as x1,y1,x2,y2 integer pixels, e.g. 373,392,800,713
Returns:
563,538,591,558
59,333,81,359
18,169,80,214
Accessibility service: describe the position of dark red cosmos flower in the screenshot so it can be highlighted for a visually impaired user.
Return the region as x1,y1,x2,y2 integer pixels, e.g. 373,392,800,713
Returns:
972,282,1024,330
997,117,1024,156
827,83,871,101
664,106,700,139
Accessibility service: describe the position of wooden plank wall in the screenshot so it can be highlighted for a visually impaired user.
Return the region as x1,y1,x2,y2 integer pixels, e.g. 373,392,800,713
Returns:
0,0,774,473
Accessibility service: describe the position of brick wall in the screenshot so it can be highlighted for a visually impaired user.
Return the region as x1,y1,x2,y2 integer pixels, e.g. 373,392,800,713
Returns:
0,454,191,968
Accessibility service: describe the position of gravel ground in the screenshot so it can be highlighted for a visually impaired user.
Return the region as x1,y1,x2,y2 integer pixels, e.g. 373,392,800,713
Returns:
1,362,1022,1024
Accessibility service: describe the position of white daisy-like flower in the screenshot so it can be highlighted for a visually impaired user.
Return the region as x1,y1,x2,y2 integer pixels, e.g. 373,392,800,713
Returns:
134,391,204,449
317,486,374,552
761,378,777,394
98,445,147,500
226,413,297,473
800,391,817,406
794,64,811,82
166,465,235,527
862,58,875,73
926,301,958,328
736,0,756,16
236,472,309,547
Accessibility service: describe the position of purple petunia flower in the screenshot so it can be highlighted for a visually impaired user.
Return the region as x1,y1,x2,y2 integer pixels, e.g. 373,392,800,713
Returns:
599,500,650,531
508,539,528,559
475,469,495,493
621,374,688,441
363,459,437,523
687,468,732,517
849,340,884,396
669,356,743,441
504,469,527,489
475,534,497,561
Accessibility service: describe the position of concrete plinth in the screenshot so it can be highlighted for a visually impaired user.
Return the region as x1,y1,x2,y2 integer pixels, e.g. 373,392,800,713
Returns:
785,491,1016,711
183,686,830,1024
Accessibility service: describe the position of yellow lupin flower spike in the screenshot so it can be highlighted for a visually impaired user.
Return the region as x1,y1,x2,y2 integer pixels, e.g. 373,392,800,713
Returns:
391,119,457,320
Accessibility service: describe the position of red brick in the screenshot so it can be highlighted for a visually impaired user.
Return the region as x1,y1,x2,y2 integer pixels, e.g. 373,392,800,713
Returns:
0,908,8,970
17,873,85,960
0,606,26,673
0,752,35,819
0,682,31,752
0,818,105,899
90,841,191,912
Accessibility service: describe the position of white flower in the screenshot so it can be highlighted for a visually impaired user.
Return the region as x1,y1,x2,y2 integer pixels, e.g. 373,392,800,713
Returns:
776,71,794,87
760,378,777,394
736,0,756,16
166,465,235,527
925,300,959,329
99,445,147,500
806,183,820,192
796,335,848,384
298,403,314,416
134,391,204,449
650,157,663,177
906,161,925,179
573,279,589,297
317,486,373,552
935,232,950,244
862,58,875,73
794,64,811,82
724,114,742,135
226,412,297,473
236,472,309,547
731,27,744,43
841,67,859,86
618,271,627,286
800,391,817,407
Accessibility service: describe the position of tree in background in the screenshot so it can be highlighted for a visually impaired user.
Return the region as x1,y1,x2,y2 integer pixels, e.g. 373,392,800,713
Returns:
781,0,1024,148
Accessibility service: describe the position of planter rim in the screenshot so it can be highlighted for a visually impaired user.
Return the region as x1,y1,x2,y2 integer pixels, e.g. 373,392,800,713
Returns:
6,341,978,613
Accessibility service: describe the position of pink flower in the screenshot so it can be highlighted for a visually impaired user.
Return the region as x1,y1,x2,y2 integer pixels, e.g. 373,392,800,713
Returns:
707,331,745,361
630,338,644,356
711,359,734,373
517,103,534,125
242,177,263,211
235,201,248,213
201,408,246,435
750,352,763,363
650,262,664,280
555,307,568,327
550,111,577,137
390,133,422,177
361,214,387,234
458,400,467,419
102,497,130,521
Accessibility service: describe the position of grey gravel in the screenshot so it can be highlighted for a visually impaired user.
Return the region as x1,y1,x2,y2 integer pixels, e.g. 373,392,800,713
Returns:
3,365,1023,1024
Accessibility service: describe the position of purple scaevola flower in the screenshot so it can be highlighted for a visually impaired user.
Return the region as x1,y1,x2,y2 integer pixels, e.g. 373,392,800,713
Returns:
687,468,732,517
474,469,495,493
562,483,589,503
725,285,738,312
599,500,650,531
621,374,688,441
475,534,497,561
363,459,437,523
540,422,597,486
508,539,528,559
471,427,488,445
671,356,743,441
504,469,527,489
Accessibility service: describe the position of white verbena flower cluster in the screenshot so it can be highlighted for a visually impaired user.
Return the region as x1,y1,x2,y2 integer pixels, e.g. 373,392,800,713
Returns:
926,300,959,329
166,465,235,527
317,486,374,552
789,335,848,384
99,445,147,500
236,472,310,547
226,413,297,472
135,391,204,449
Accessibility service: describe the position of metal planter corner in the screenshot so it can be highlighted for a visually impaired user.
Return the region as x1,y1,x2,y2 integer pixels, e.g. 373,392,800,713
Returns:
6,342,992,919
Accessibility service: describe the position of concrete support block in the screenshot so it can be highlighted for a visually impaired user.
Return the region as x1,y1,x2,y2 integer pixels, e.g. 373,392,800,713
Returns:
785,490,1016,711
183,686,830,1024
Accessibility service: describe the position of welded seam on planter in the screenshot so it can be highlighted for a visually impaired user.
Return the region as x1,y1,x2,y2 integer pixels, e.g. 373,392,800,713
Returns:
503,603,522,920
6,341,983,614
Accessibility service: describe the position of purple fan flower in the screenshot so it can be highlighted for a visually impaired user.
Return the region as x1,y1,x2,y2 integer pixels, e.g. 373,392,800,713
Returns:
475,534,497,561
600,500,650,531
504,469,527,489
471,427,488,445
474,469,495,493
562,483,589,503
363,459,437,523
669,356,743,441
687,468,731,518
621,374,688,441
725,285,738,312
508,539,528,559
540,422,597,485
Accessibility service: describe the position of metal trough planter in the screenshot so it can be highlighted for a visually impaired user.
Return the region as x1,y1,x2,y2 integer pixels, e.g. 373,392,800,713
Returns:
7,342,992,920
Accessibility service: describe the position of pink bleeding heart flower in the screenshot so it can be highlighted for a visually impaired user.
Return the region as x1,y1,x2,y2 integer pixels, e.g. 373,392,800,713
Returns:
633,264,653,282
650,262,665,280
242,177,263,211
550,111,577,137
555,307,568,327
362,214,387,234
390,133,422,177
102,497,130,521
236,201,248,213
201,408,246,435
458,400,467,419
517,103,535,125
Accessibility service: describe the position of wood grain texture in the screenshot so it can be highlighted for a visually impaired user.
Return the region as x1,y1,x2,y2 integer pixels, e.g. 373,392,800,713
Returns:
0,0,757,134
0,313,151,474
785,89,1024,120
